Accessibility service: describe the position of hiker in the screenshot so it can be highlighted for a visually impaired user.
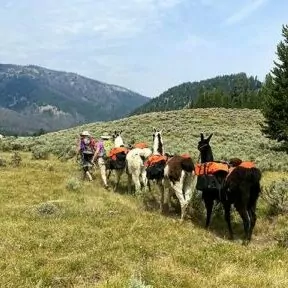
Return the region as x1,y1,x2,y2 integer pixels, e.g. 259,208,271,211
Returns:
92,132,113,189
76,130,97,181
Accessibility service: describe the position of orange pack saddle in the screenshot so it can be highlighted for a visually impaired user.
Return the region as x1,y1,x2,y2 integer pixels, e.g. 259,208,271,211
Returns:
108,147,129,161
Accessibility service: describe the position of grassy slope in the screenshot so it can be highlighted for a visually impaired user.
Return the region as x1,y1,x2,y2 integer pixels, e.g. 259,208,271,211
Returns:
6,108,288,171
1,108,288,287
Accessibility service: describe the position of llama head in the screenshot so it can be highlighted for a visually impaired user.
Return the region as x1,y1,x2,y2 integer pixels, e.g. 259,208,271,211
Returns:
198,133,214,162
152,127,164,155
112,130,124,147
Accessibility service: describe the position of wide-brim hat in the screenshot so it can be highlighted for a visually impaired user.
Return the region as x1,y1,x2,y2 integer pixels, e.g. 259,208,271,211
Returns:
80,130,91,137
100,132,111,140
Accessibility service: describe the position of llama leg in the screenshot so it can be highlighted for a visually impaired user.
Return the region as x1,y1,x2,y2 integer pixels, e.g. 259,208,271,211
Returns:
224,203,233,240
141,169,148,192
203,193,214,228
127,173,132,194
183,174,193,211
237,207,251,245
147,180,152,192
132,173,141,195
170,176,187,222
162,178,171,214
114,169,123,192
107,169,112,180
157,179,165,213
248,205,257,241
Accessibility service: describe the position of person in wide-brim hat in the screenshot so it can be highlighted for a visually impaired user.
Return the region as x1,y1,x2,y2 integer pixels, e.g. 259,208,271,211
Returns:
80,130,91,137
100,132,111,140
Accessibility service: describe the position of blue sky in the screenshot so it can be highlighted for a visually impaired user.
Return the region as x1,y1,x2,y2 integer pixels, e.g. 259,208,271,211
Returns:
0,0,287,97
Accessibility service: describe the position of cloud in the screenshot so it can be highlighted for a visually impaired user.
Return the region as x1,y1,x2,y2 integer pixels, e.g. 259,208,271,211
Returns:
224,0,268,25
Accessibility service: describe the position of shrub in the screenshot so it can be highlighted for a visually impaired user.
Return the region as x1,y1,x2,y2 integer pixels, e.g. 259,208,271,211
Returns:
36,202,60,217
31,147,50,160
275,229,288,248
66,177,81,192
129,275,153,288
0,158,7,167
10,152,22,167
262,178,288,216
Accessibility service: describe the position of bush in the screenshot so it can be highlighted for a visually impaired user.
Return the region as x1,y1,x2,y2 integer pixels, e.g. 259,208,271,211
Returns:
262,178,288,216
0,158,7,167
10,152,22,167
66,177,81,192
36,202,60,217
275,229,288,248
129,275,153,288
31,147,50,160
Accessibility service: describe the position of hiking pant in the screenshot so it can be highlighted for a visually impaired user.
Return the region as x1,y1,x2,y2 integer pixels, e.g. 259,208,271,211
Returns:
97,157,108,186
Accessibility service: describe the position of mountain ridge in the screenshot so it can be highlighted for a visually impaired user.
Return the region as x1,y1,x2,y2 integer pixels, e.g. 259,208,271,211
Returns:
0,63,149,135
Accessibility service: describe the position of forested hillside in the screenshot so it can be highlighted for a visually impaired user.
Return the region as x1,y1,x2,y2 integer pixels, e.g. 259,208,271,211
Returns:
131,73,262,115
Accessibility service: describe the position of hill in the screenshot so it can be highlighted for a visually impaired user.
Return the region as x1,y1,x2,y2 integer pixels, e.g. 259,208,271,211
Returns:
0,108,288,287
2,108,288,171
0,63,149,135
131,73,262,115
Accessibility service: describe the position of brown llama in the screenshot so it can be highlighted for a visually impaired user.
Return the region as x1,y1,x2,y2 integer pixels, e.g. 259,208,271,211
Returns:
196,133,262,245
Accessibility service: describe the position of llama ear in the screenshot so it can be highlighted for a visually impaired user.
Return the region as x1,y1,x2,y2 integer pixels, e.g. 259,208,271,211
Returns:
153,127,157,133
200,133,204,141
207,133,213,142
120,130,123,134
160,128,164,133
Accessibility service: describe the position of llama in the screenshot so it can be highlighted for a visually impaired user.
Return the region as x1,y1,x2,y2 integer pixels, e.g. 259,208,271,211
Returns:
150,130,196,222
196,133,262,244
106,131,128,192
145,128,167,212
126,140,152,195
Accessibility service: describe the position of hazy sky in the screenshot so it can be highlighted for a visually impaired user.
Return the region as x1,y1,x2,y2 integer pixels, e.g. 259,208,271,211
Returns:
0,0,287,97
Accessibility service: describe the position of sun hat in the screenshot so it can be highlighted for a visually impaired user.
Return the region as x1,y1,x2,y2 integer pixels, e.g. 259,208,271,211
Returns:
100,132,111,140
80,130,91,137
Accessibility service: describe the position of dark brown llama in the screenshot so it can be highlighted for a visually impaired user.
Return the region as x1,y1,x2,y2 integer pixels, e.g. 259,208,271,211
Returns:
196,133,262,245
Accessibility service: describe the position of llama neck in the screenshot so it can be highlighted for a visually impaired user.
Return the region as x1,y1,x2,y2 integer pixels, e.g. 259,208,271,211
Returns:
153,134,164,155
200,146,214,163
114,137,124,148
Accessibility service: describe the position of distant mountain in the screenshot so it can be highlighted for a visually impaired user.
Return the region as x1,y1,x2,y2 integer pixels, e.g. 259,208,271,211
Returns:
0,63,149,135
130,73,262,115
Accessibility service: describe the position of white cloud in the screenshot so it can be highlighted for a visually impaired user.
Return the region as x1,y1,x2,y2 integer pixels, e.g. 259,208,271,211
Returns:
224,0,268,25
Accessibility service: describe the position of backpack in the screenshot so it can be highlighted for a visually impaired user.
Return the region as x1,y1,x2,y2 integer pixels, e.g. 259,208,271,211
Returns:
80,138,96,155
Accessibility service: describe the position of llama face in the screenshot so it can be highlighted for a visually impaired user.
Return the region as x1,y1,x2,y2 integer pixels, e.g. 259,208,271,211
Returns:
113,130,124,147
197,133,213,152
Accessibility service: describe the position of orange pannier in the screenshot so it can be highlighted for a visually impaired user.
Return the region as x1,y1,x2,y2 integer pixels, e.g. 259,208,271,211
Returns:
145,155,167,167
108,147,129,160
134,142,148,149
239,161,255,169
195,162,229,176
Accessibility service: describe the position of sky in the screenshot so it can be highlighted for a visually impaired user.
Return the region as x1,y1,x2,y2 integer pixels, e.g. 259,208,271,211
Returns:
0,0,287,97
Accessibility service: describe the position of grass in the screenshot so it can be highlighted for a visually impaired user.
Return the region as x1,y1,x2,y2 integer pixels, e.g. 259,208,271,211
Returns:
0,108,288,287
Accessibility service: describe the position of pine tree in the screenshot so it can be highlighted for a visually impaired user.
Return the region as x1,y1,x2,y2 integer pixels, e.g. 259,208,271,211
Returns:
261,24,288,144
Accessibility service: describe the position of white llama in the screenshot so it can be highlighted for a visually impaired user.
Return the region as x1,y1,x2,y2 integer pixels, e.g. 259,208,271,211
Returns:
126,142,152,195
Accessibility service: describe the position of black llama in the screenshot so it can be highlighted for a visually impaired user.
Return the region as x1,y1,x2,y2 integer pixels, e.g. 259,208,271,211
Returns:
196,133,262,244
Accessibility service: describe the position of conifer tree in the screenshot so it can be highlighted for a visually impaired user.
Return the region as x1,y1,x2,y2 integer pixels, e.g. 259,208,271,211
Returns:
261,24,288,144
